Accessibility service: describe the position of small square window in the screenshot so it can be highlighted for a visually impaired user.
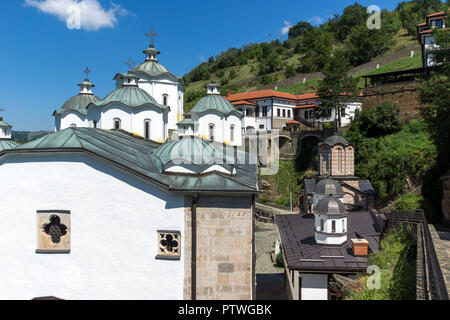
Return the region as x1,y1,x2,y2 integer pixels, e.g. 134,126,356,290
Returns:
36,210,71,254
156,231,181,260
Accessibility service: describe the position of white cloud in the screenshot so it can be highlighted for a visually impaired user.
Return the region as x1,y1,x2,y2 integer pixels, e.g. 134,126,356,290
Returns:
308,16,324,25
281,21,292,35
24,0,131,31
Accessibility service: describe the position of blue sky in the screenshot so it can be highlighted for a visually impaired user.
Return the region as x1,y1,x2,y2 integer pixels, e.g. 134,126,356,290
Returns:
0,0,401,131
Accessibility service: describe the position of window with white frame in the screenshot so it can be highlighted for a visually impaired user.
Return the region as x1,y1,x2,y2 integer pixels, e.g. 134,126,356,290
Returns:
230,125,235,142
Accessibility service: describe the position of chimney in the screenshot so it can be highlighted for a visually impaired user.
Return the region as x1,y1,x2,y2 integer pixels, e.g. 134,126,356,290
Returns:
351,239,369,256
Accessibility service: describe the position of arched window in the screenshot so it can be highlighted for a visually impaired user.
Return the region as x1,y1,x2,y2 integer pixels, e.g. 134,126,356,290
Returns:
93,120,98,128
113,118,121,130
342,219,346,232
337,148,343,173
144,119,151,140
230,125,235,142
332,220,336,233
70,124,77,128
163,94,168,106
209,123,215,141
320,219,324,232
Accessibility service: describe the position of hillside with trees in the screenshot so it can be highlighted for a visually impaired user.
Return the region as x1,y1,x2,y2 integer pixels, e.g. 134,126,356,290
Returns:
183,0,445,110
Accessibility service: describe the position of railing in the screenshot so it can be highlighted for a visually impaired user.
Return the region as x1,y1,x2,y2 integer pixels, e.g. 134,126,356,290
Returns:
384,210,449,300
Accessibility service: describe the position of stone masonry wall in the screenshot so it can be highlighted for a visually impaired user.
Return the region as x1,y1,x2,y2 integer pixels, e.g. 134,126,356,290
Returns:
184,196,254,300
362,82,422,121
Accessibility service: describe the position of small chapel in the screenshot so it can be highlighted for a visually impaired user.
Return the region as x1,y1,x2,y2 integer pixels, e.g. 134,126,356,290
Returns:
302,134,376,214
276,133,382,300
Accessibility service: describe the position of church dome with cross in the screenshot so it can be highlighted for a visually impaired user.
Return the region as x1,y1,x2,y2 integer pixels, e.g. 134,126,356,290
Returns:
131,28,181,81
53,69,101,131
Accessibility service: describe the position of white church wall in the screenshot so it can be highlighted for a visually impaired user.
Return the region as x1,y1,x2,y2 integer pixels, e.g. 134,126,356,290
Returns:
136,74,184,131
0,154,186,300
192,112,224,142
224,115,243,146
98,105,133,132
0,126,11,139
133,108,167,142
59,112,88,131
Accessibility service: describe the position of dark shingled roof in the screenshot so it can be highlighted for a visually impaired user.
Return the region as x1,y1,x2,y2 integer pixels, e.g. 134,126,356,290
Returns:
319,134,350,147
276,211,382,272
314,178,344,195
315,196,347,215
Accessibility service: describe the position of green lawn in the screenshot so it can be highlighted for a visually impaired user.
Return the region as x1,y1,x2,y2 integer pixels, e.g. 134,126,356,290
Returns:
345,227,417,300
277,79,321,95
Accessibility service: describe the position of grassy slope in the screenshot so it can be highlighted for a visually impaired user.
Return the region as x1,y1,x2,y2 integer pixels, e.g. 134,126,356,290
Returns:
184,29,419,102
346,227,417,300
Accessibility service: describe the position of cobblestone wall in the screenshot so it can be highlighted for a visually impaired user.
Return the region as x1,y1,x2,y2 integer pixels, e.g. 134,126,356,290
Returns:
184,196,255,300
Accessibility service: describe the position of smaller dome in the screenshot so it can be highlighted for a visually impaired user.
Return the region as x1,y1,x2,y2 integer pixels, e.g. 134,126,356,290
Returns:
90,86,167,111
54,94,101,116
315,196,347,215
314,179,343,195
191,95,243,117
322,134,350,147
151,136,235,174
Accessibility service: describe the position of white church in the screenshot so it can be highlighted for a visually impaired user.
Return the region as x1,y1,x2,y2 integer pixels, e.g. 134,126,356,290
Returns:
54,31,184,142
0,32,258,300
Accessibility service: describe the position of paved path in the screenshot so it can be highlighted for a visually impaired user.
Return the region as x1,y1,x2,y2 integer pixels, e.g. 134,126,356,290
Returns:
429,225,450,297
254,220,288,300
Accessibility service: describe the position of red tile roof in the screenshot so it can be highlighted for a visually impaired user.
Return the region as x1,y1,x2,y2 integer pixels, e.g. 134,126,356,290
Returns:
296,93,319,100
231,100,257,106
286,120,300,125
226,90,298,102
427,11,446,18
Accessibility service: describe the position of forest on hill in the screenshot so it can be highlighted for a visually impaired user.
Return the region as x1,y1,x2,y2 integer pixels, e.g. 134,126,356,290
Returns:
183,0,446,109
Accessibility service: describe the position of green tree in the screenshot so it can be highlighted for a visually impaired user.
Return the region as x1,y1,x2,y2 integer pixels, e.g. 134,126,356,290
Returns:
356,102,404,138
345,25,396,65
285,64,296,78
317,52,359,129
288,21,314,39
297,30,334,72
330,2,368,42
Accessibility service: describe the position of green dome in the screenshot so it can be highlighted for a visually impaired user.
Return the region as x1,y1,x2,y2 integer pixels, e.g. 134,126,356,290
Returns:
151,136,235,173
54,94,101,116
90,86,168,111
132,60,174,78
191,95,243,117
0,140,19,151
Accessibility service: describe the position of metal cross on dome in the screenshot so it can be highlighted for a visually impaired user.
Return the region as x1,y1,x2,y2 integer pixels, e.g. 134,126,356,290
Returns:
83,67,91,79
145,27,159,48
125,57,135,70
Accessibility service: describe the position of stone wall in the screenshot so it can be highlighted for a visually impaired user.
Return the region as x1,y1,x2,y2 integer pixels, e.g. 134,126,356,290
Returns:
184,196,255,300
362,81,422,121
